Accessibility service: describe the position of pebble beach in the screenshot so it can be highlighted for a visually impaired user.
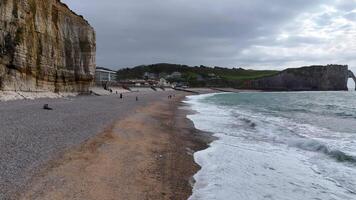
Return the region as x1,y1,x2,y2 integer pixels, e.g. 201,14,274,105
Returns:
0,91,211,199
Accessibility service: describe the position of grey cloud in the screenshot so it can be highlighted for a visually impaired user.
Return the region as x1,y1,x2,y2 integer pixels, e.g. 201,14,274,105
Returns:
334,0,356,12
344,12,356,21
61,0,353,70
252,35,327,47
313,13,336,27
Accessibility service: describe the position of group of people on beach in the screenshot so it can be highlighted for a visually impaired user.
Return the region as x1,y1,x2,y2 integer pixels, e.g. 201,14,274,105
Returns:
119,93,138,101
119,93,174,101
43,92,175,111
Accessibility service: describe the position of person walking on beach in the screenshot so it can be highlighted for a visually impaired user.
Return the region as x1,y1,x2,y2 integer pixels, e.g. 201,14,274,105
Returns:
120,93,123,99
136,96,138,101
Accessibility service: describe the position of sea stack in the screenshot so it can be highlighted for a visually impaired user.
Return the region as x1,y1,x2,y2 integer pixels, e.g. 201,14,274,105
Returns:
0,0,96,93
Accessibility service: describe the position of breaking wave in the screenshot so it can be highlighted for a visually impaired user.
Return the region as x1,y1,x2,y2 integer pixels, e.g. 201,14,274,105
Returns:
289,139,356,164
186,92,356,200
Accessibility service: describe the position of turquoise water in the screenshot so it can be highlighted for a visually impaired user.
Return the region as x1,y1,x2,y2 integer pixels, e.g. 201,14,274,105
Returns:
187,92,356,200
205,92,356,134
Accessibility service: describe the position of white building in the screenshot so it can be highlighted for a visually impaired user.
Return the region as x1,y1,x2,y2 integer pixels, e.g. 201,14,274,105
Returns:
95,67,117,85
170,72,182,79
143,72,158,80
158,78,170,87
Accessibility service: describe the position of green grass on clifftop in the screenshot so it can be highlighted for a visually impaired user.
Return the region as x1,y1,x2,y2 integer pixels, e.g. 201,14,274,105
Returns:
117,63,279,87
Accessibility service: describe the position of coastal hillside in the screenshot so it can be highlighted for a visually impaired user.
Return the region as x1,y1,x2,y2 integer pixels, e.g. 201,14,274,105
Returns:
118,64,353,91
0,0,96,92
247,65,351,91
117,63,279,87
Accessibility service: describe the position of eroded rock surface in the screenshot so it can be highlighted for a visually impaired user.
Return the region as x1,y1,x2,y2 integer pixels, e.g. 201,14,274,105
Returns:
0,0,96,92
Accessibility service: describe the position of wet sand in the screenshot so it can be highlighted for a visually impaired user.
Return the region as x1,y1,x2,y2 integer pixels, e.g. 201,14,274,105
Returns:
19,93,213,200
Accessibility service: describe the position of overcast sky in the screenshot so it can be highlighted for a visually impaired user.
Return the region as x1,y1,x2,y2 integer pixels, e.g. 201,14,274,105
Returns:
61,0,356,70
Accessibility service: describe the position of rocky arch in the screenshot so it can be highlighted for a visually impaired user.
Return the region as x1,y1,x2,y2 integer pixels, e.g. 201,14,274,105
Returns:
348,70,356,91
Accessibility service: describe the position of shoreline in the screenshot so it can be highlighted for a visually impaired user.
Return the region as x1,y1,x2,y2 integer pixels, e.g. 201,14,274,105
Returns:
18,92,214,199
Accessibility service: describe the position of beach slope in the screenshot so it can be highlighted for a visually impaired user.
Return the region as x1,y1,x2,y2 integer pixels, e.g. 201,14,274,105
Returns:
18,93,210,200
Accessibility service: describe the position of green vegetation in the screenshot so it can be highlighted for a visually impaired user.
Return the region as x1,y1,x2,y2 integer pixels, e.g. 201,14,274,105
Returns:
117,63,279,88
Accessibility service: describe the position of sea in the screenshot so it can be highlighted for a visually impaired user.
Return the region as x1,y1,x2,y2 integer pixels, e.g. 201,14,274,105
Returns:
185,91,356,200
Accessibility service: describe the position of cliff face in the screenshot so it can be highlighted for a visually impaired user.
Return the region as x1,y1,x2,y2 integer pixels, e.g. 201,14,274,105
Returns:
246,65,350,91
0,0,96,92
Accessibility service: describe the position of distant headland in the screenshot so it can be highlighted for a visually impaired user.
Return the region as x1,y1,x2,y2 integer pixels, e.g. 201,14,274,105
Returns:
117,63,355,91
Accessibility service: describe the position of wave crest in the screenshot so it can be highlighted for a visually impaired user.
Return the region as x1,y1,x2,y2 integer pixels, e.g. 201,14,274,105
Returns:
289,139,356,164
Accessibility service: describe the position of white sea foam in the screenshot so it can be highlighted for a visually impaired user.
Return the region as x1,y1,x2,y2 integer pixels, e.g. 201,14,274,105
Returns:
185,93,356,200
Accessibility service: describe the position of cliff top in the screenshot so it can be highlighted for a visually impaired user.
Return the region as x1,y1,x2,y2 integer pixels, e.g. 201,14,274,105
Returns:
285,64,348,71
56,0,92,27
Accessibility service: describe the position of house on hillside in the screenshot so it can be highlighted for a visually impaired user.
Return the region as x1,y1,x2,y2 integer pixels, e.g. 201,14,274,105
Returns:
143,72,158,80
118,79,148,87
159,72,168,79
95,67,117,86
196,74,205,81
208,73,216,78
158,78,170,87
208,73,221,80
169,72,182,79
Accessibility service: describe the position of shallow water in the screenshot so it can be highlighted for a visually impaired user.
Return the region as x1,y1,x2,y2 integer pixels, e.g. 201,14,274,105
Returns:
185,91,356,200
